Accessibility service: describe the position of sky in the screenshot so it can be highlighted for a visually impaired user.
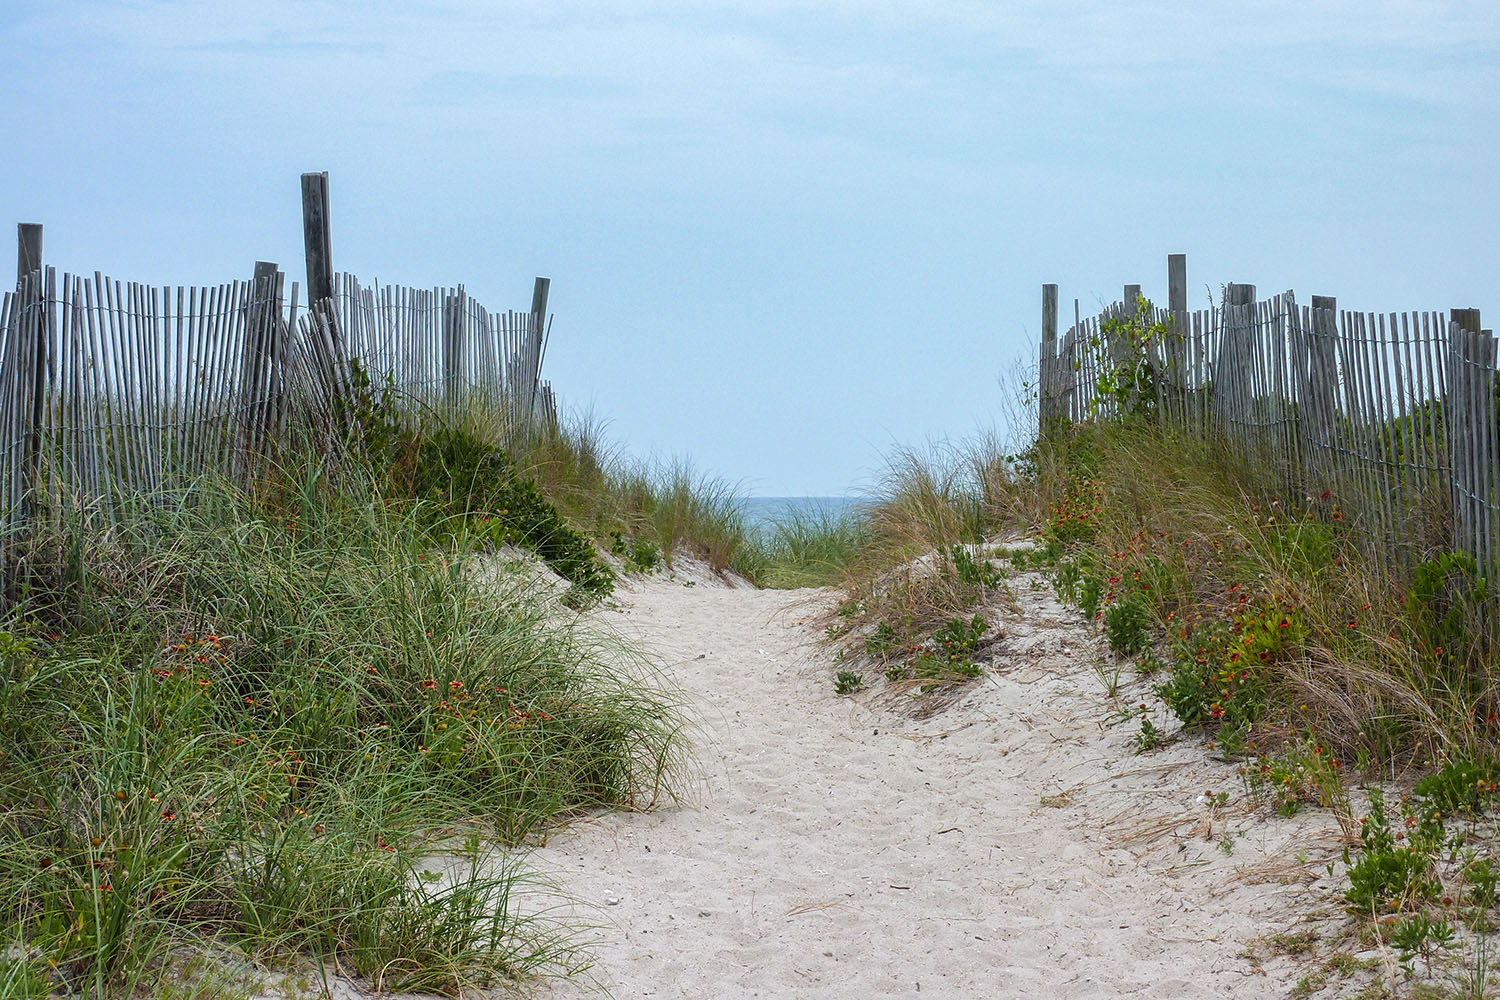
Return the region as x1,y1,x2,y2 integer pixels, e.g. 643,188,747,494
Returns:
2,1,1497,495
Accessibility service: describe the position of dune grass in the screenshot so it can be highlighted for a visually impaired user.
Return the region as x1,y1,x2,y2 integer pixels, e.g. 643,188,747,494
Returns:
748,503,870,590
1029,419,1497,772
462,407,762,581
0,465,687,997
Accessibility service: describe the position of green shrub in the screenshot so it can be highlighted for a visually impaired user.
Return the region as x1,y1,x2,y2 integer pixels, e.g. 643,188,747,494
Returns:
948,546,1002,588
406,427,614,602
611,532,663,574
1104,595,1151,657
834,671,864,695
1406,551,1488,668
1342,790,1441,914
1413,755,1500,817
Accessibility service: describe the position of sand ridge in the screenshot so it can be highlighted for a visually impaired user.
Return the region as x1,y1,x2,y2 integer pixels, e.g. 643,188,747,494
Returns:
531,565,1348,999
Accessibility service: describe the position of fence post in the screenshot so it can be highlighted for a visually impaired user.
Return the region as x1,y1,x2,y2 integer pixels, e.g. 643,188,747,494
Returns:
301,172,334,312
1040,283,1058,434
1448,309,1485,570
16,225,46,509
1304,296,1338,489
16,224,41,286
1216,284,1256,447
525,277,550,436
241,262,281,476
1165,254,1187,425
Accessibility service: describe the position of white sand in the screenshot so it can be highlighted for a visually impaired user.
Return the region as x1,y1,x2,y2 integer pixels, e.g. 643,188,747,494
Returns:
526,565,1352,999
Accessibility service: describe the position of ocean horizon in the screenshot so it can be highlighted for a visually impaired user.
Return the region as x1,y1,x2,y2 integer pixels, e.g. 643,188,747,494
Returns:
736,495,870,537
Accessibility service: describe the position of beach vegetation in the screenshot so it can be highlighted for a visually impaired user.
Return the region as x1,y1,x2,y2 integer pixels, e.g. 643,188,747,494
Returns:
0,432,687,995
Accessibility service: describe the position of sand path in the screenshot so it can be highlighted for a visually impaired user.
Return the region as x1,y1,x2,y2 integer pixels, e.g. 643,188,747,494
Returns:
532,567,1344,999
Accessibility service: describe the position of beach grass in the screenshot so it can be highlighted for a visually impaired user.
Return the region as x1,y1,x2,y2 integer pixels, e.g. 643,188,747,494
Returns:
750,503,870,590
502,411,762,581
0,464,687,997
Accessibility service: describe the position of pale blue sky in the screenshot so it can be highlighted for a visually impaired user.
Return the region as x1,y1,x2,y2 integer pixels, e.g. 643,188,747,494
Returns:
3,1,1496,494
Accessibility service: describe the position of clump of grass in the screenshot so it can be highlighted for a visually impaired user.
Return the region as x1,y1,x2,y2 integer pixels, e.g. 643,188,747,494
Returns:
753,504,869,590
508,412,761,580
814,433,1026,683
0,467,687,997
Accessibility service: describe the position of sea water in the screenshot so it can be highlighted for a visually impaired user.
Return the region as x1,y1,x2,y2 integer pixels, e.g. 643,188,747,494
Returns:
737,496,870,539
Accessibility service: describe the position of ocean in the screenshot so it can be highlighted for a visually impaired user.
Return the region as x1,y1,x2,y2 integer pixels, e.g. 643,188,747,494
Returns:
736,496,870,538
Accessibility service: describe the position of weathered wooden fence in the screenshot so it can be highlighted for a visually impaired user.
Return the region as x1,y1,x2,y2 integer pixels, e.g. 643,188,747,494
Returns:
1038,254,1495,577
0,173,560,589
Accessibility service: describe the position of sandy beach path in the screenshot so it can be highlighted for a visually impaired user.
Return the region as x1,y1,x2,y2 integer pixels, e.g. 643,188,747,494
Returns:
533,569,1338,999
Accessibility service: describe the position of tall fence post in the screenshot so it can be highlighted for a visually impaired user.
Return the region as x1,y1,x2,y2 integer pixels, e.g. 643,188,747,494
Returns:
526,277,550,437
1040,283,1058,434
1216,283,1256,450
1165,254,1187,425
1302,295,1339,498
442,286,467,411
1448,308,1487,572
16,225,46,508
301,173,334,312
241,261,283,479
16,224,41,287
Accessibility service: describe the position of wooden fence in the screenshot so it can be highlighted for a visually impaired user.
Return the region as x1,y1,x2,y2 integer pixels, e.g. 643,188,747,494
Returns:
1038,254,1495,577
0,174,559,590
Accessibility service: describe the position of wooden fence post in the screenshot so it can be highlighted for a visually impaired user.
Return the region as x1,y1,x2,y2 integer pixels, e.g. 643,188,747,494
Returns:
301,172,334,313
241,262,282,475
1040,283,1058,434
525,277,550,435
16,225,46,505
16,224,41,286
530,276,550,326
1217,284,1256,449
1447,308,1486,570
1165,254,1187,425
1302,295,1339,497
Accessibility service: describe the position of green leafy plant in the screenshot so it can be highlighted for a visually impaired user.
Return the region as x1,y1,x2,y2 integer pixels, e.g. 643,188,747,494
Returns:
1104,594,1151,657
611,532,663,574
1085,295,1172,423
1078,574,1105,621
948,546,1002,588
1466,857,1500,908
1135,716,1164,753
1243,738,1346,818
1406,551,1489,673
1389,913,1457,976
1343,789,1441,915
834,671,864,695
1043,476,1104,546
1414,755,1500,818
404,426,614,603
865,622,900,658
887,615,989,691
1052,559,1082,605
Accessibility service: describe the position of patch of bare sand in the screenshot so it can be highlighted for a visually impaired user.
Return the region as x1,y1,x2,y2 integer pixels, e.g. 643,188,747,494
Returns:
525,567,1353,999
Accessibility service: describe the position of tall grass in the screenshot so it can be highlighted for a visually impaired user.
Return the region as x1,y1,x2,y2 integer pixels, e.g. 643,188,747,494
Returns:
819,433,1023,649
1032,418,1496,772
460,406,761,579
0,466,687,997
750,504,870,590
